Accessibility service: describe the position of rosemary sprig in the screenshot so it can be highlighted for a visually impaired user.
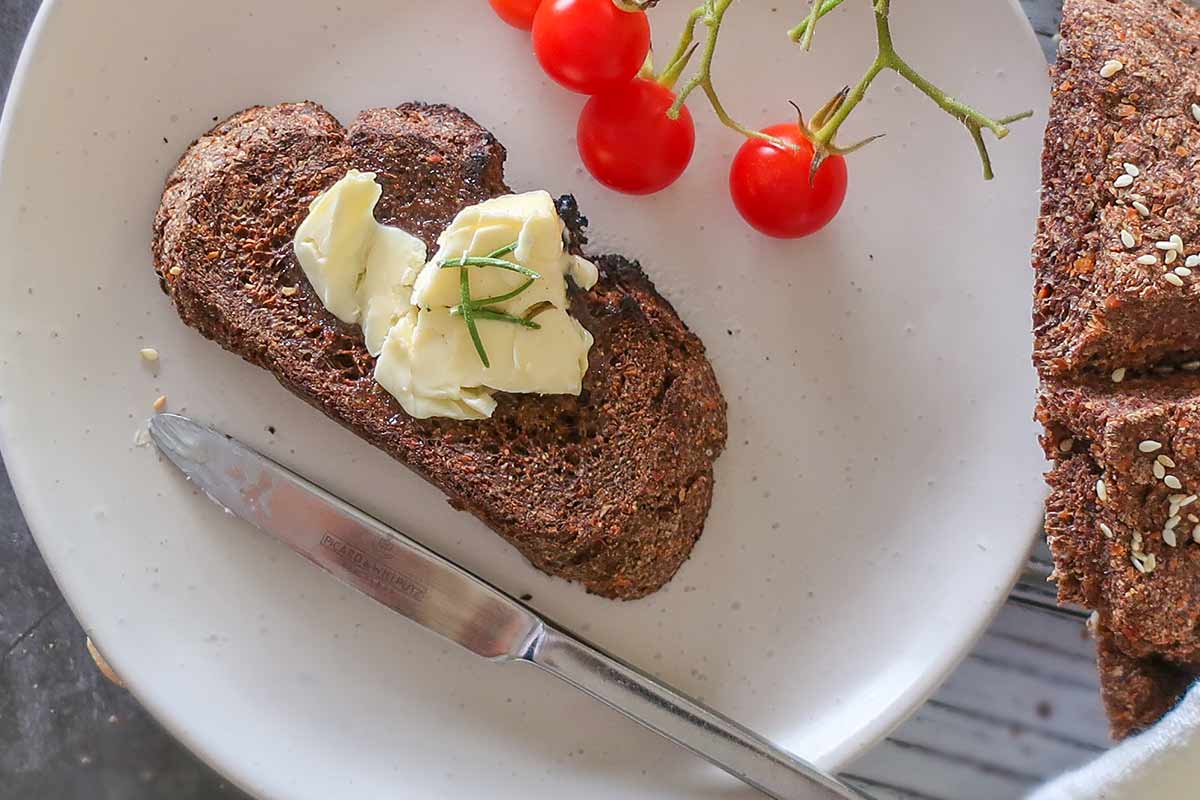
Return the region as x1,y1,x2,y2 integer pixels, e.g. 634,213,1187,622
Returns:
440,254,540,280
457,308,543,329
458,260,489,368
459,277,536,309
440,241,543,367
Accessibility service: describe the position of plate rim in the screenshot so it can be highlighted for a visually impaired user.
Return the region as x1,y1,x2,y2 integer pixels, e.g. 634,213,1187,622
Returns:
0,0,1049,793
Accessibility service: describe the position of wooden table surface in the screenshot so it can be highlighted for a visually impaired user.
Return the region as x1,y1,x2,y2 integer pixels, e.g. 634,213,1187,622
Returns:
0,2,1087,799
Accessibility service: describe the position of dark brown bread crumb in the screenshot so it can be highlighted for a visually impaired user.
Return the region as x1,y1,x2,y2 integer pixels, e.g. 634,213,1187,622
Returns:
152,101,727,600
1037,0,1200,737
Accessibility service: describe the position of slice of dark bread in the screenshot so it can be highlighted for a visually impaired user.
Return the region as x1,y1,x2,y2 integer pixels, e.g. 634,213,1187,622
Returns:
1036,0,1200,736
1039,375,1200,663
152,101,727,600
1033,0,1200,379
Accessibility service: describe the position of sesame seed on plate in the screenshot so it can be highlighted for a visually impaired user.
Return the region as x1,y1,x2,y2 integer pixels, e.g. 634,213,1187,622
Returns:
1133,201,1152,217
1188,255,1200,268
1121,229,1137,248
1166,515,1181,530
168,266,183,277
1134,556,1148,573
1178,267,1194,277
1193,103,1200,123
1100,59,1124,78
1184,362,1200,372
281,286,298,296
1112,367,1127,383
138,348,159,362
1172,234,1186,251
1137,254,1159,265
1140,440,1163,452
1097,479,1109,501
1114,174,1135,188
1159,454,1177,468
1165,529,1179,547
1167,250,1179,265
1165,272,1186,286
1190,514,1200,524
1124,162,1140,177
1157,240,1178,250
1166,474,1184,489
1182,495,1198,507
1100,522,1114,538
1155,461,1168,479
1059,438,1074,453
1133,530,1144,548
1195,525,1200,543
1144,553,1157,571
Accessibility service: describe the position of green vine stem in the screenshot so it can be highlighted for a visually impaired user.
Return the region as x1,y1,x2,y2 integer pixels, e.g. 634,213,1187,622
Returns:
652,0,1032,179
788,0,847,44
664,0,792,149
801,0,1033,179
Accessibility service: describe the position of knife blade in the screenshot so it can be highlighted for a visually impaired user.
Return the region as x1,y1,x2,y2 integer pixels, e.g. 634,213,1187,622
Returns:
149,413,872,800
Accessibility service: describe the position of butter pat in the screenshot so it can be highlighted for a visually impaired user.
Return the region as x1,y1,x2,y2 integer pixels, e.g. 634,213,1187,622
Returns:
294,175,597,421
379,190,596,420
293,170,426,355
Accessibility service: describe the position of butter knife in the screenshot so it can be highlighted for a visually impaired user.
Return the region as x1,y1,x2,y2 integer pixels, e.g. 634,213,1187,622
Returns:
149,413,872,800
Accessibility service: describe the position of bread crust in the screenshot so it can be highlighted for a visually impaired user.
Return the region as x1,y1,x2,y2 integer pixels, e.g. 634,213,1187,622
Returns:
152,101,727,600
1036,0,1200,734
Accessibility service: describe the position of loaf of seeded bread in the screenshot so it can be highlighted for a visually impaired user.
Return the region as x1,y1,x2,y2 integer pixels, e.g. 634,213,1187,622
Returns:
152,101,727,600
1036,0,1200,737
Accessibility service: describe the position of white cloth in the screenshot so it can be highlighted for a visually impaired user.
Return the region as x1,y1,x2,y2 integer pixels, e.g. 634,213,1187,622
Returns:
1030,684,1200,799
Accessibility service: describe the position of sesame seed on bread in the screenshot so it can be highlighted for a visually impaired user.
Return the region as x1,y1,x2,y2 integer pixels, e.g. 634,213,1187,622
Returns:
1036,0,1200,736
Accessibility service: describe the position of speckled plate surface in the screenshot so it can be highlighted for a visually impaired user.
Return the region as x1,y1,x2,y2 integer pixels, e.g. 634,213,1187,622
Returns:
0,1,1048,797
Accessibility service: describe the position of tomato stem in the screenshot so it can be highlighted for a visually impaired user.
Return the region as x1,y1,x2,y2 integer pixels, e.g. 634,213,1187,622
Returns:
665,0,794,149
803,0,1033,180
658,42,698,90
637,49,656,80
787,0,847,44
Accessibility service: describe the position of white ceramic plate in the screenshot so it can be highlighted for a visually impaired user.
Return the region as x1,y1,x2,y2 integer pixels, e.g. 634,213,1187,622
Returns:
0,1,1048,797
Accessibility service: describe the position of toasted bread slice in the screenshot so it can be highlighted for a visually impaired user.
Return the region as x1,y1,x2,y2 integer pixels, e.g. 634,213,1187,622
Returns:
152,102,727,599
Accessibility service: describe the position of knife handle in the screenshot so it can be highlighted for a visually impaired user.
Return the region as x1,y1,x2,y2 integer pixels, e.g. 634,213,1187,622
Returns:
524,625,873,800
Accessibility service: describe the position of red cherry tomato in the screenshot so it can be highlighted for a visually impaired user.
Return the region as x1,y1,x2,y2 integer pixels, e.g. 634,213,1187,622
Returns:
532,0,651,95
488,0,542,29
577,79,695,195
729,124,847,239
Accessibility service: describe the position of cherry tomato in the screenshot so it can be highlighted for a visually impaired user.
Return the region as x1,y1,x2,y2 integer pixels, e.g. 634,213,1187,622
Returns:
532,0,651,95
577,79,695,195
488,0,542,29
729,124,847,239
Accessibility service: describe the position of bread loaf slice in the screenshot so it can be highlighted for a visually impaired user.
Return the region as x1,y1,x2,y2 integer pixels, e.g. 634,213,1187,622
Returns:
152,101,727,600
1037,0,1200,735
